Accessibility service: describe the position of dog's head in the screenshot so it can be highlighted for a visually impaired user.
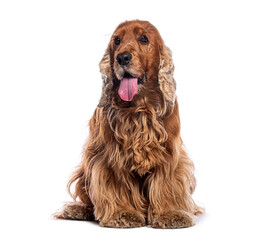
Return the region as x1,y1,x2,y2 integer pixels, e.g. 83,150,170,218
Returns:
98,20,176,108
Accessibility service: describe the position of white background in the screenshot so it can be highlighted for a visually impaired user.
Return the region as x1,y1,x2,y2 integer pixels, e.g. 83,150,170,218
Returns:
0,0,268,239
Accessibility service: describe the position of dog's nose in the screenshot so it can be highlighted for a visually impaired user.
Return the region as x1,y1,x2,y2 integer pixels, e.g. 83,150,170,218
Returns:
116,52,132,66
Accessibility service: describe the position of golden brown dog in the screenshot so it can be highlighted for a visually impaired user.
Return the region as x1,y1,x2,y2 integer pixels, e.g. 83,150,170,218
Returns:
54,20,203,228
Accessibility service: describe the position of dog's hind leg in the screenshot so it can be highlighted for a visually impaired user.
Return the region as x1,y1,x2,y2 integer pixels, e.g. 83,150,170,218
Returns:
54,201,94,221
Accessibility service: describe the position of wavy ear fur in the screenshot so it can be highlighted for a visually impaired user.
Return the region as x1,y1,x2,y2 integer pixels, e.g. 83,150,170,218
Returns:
158,46,176,105
98,47,113,108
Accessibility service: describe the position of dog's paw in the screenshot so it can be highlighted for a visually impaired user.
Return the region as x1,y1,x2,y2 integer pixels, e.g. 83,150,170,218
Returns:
149,210,195,229
53,202,94,221
100,212,145,228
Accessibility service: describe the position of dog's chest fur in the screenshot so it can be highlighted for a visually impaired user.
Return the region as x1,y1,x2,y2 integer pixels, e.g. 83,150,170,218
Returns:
108,106,168,175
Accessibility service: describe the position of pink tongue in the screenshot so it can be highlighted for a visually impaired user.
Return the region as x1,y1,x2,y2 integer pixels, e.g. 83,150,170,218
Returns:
118,78,138,101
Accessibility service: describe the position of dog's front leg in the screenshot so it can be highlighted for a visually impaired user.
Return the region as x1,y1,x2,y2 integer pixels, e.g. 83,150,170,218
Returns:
90,161,146,228
147,165,196,229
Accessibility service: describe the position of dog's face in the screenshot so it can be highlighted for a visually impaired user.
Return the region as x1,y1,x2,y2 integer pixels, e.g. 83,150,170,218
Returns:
112,22,162,83
98,20,176,107
111,21,164,101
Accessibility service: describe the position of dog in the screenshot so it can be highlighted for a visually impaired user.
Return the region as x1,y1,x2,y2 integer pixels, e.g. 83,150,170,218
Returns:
54,20,203,228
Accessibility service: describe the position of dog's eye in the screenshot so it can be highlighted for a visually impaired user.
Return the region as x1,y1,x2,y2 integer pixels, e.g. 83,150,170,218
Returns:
139,35,149,44
114,37,121,46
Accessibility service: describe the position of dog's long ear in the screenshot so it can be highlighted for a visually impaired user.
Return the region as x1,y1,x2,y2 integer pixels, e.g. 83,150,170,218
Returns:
98,47,113,108
158,45,176,105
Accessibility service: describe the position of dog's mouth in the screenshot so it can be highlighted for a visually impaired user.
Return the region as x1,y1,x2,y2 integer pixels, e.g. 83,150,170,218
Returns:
118,72,144,102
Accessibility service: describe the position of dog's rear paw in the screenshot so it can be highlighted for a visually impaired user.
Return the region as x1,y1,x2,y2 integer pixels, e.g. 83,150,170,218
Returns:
149,210,195,229
100,212,145,228
53,201,94,221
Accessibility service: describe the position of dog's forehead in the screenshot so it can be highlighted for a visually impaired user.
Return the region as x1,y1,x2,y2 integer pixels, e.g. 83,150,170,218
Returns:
114,21,157,37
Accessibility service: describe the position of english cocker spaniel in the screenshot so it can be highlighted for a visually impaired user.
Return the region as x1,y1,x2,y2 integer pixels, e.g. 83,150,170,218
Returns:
54,20,203,228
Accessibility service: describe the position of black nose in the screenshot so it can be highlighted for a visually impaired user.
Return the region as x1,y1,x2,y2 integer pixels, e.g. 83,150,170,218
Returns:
116,52,132,66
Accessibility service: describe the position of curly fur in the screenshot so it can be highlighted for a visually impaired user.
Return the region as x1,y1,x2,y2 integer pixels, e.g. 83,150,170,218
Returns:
54,20,203,228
